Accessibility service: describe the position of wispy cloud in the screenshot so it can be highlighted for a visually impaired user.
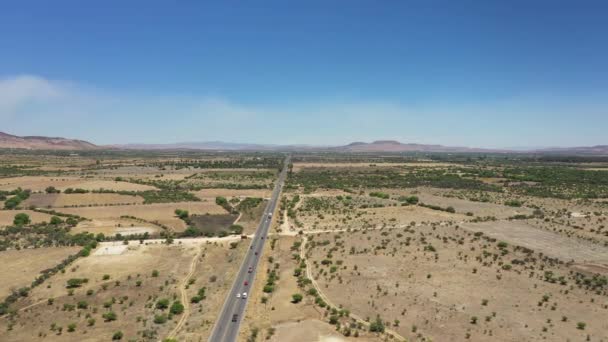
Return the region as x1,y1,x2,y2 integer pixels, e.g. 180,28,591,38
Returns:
1,74,606,147
0,75,69,117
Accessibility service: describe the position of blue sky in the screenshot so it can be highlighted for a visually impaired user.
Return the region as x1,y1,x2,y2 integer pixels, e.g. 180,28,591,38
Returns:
1,1,607,147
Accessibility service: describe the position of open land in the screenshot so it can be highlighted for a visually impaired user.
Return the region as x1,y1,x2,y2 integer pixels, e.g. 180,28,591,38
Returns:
1,150,608,341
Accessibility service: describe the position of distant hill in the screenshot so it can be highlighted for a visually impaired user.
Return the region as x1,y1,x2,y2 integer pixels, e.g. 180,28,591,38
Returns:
2,132,605,155
0,132,98,150
535,145,608,155
115,140,502,153
331,140,500,153
115,141,279,151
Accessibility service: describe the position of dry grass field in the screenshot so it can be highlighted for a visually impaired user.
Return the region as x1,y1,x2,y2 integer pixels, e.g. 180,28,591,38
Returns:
60,201,227,232
71,218,161,237
0,210,54,226
0,176,157,192
23,193,144,208
0,247,81,300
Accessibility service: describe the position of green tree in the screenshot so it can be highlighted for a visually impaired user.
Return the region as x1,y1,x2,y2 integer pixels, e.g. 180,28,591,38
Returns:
291,293,303,303
170,301,184,315
13,213,30,226
154,314,167,324
45,186,60,194
156,298,170,310
50,216,63,225
369,315,385,333
103,311,117,321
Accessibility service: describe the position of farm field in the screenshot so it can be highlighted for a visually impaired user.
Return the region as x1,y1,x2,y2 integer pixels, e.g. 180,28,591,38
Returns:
0,176,157,192
60,201,227,232
23,193,145,208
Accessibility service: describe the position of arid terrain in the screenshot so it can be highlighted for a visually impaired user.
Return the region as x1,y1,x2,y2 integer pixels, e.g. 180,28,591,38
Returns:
0,150,279,341
239,155,608,342
1,150,607,341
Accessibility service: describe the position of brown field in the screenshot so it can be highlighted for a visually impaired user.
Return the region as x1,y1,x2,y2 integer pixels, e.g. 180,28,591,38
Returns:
59,201,227,232
23,193,144,208
0,176,157,192
0,247,81,300
72,218,162,237
0,210,54,227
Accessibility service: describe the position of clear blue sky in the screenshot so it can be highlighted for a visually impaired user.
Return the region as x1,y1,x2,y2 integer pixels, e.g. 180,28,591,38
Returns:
1,0,607,147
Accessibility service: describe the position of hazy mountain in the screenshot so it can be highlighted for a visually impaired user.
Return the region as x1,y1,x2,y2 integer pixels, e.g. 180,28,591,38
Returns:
535,145,608,155
1,132,606,155
331,140,501,153
0,132,98,150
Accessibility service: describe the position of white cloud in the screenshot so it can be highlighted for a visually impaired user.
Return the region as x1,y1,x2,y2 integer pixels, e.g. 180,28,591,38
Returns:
0,75,69,117
1,74,606,147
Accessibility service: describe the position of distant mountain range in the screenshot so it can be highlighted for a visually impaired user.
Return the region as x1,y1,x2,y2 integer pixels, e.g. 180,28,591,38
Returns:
1,132,607,155
0,132,98,150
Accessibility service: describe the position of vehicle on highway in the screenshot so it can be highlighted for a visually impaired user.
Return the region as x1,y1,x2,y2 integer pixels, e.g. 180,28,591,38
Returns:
232,314,238,322
236,293,241,298
268,213,273,219
244,281,248,286
242,292,248,299
248,266,253,273
255,251,258,255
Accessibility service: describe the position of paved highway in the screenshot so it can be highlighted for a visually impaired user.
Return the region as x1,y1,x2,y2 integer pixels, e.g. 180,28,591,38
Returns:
208,156,289,342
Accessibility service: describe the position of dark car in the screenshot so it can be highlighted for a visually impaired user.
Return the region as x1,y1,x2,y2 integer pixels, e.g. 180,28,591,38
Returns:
232,314,238,322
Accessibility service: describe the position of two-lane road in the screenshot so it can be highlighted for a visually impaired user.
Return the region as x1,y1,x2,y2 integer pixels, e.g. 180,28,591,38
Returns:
208,156,289,342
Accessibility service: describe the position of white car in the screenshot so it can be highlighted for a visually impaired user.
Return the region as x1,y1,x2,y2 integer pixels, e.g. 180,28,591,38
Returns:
236,293,241,298
242,292,248,299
